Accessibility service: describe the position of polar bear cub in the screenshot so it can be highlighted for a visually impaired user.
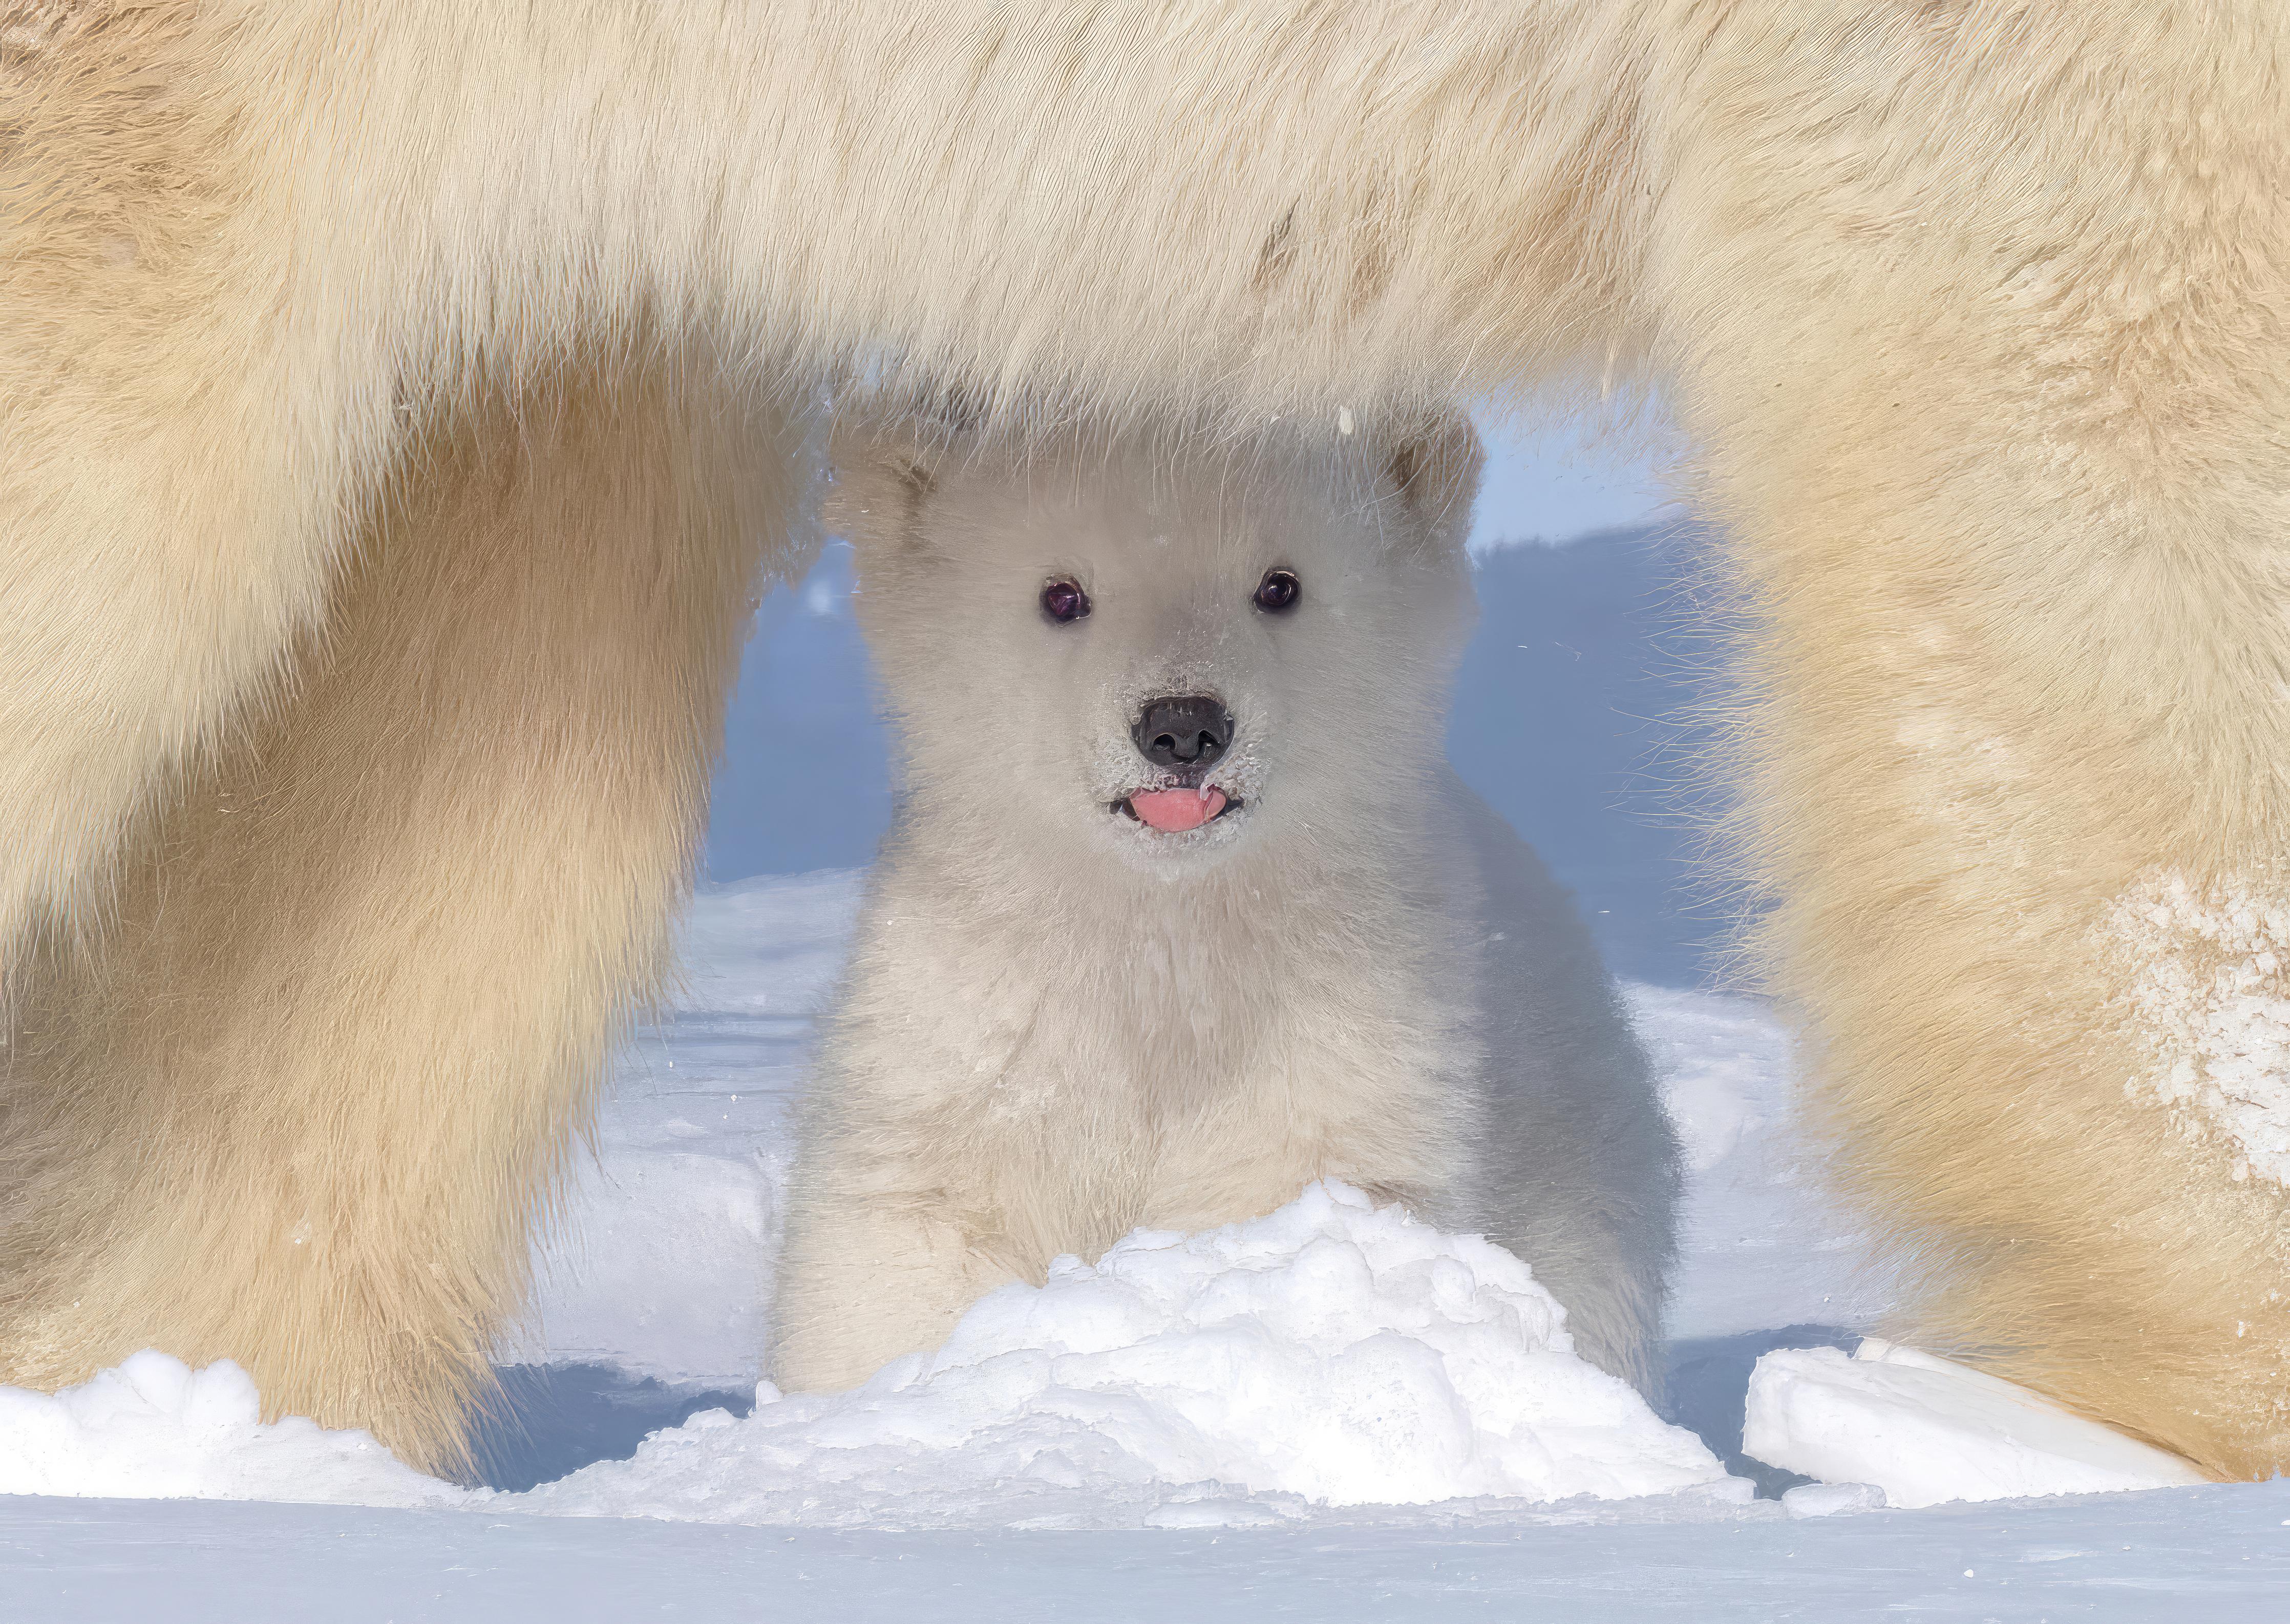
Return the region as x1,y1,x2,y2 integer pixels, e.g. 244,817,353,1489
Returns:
771,411,1679,1392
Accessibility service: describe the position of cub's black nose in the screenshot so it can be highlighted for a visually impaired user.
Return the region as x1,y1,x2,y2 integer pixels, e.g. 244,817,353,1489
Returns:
1132,695,1233,768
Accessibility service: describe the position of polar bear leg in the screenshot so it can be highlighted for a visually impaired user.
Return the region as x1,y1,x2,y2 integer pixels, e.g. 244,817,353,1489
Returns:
0,378,343,994
1650,12,2290,1475
0,361,809,1474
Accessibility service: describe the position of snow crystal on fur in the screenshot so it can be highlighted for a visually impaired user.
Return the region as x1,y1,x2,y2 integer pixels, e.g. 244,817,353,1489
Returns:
2113,875,2290,1188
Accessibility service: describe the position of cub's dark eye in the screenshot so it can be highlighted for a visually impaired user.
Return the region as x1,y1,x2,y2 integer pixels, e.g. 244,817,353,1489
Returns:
1041,578,1091,624
1253,568,1301,614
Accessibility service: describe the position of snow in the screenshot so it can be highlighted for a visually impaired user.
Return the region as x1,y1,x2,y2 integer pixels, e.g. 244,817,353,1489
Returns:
2112,871,2290,1186
1635,986,1890,1342
524,1182,1733,1529
10,1477,2290,1622
0,1352,456,1509
1743,1339,2208,1510
1780,1479,1886,1519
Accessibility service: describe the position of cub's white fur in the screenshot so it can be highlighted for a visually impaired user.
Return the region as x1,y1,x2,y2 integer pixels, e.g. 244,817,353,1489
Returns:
773,414,1677,1392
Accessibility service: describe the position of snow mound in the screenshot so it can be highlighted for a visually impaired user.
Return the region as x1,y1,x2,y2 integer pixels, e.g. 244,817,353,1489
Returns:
1743,1338,2207,1509
0,1352,460,1508
520,1183,1735,1528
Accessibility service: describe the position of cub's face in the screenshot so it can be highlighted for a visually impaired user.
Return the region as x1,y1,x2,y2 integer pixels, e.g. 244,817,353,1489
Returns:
833,421,1480,878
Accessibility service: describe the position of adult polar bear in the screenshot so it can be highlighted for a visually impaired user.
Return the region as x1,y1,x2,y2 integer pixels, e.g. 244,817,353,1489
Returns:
2,2,2284,1478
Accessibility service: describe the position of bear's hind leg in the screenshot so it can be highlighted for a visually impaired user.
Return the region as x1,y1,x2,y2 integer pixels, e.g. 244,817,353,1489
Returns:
1659,6,2290,1476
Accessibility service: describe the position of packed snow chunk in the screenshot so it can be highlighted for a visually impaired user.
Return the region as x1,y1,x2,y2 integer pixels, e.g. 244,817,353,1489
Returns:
1780,1481,1885,1519
0,1352,461,1507
522,1183,1733,1527
1743,1338,2207,1509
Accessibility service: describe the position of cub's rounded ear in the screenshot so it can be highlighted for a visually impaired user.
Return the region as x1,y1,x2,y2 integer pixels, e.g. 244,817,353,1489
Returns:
823,413,959,549
824,381,997,545
1386,411,1485,554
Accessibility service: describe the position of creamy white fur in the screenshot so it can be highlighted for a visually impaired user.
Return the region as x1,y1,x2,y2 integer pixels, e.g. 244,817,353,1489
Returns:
774,415,1677,1394
5,2,2287,1476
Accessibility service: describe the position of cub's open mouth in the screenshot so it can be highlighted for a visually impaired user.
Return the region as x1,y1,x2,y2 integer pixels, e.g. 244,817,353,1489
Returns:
1114,785,1240,833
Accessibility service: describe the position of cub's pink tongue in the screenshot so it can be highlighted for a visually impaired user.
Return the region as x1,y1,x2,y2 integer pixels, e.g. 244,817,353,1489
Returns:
1129,787,1226,832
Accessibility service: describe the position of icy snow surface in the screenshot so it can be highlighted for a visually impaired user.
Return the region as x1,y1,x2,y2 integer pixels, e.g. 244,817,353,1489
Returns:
5,1479,2284,1623
1743,1339,2207,1510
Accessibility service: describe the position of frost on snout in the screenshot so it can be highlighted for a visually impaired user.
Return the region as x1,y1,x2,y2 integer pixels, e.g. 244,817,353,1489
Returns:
1114,694,1244,832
